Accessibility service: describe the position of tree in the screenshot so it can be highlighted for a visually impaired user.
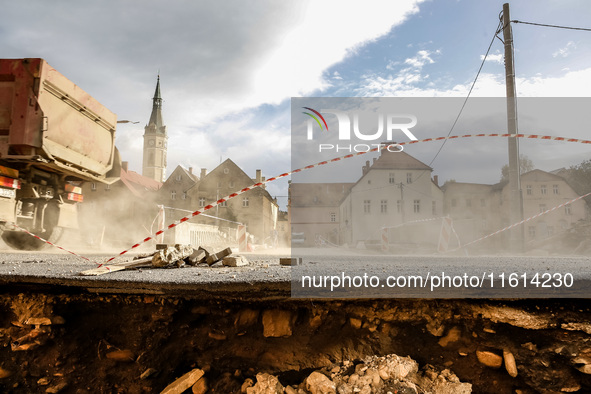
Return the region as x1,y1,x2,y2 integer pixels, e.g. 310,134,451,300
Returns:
500,155,534,182
561,159,591,204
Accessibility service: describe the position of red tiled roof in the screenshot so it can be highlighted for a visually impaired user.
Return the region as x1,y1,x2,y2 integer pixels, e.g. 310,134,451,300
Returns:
119,169,162,198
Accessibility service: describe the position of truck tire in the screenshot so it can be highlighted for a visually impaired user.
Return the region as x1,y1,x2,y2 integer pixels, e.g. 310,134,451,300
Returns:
1,227,64,251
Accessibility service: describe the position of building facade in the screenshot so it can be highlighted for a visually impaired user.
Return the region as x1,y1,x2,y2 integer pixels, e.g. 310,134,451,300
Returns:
159,159,279,245
442,169,588,251
339,150,443,248
289,182,353,247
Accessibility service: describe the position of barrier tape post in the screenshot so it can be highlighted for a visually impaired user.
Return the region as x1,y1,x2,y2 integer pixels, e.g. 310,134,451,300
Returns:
237,225,247,253
381,227,388,252
438,217,454,253
157,205,165,244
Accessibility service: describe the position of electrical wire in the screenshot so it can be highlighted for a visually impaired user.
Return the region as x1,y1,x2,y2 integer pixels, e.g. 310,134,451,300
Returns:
426,18,504,169
512,20,591,32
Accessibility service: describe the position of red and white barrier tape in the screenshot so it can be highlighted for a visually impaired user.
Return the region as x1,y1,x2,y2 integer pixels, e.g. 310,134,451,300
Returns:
101,132,591,266
449,192,591,252
1,221,92,262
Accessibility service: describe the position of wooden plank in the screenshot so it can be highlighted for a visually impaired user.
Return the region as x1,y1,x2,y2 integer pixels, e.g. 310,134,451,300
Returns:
79,256,154,276
79,265,128,276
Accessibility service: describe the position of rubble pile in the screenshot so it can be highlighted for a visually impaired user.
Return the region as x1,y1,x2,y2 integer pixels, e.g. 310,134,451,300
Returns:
242,354,471,394
81,244,247,275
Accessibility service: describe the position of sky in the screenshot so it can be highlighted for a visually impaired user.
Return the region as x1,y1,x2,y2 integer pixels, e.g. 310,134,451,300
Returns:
2,0,591,209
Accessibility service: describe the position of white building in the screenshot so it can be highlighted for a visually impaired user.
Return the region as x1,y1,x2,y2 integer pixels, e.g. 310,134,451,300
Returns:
339,149,443,249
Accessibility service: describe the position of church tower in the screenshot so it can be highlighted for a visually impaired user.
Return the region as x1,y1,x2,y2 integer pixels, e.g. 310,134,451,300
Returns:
142,75,168,183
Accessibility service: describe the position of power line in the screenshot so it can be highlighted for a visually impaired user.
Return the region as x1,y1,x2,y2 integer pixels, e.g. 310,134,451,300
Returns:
426,18,504,169
512,20,591,32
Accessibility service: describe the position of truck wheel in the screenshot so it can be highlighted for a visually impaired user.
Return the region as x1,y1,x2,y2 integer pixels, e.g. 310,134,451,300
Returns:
1,227,64,251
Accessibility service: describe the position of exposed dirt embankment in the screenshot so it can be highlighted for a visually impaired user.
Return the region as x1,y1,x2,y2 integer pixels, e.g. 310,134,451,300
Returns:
0,292,590,393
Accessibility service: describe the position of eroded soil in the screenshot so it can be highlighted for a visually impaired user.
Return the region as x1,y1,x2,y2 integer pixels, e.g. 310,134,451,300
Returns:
0,292,590,393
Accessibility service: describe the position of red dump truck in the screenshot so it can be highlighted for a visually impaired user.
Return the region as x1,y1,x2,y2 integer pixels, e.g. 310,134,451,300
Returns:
0,58,120,249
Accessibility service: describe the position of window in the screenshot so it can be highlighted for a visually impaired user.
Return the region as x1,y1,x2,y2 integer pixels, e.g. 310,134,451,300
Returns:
105,184,110,191
541,185,547,195
223,168,229,174
363,200,371,214
413,199,420,213
451,199,457,208
397,200,402,213
367,180,371,184
528,226,535,238
182,192,187,200
220,200,227,207
381,200,387,214
553,184,559,195
389,173,395,184
199,197,205,207
407,173,412,184
91,182,96,191
330,212,336,222
175,174,182,182
526,185,532,195
539,204,546,213
229,181,235,188
565,204,572,215
466,199,472,207
242,197,249,207
171,190,176,200
432,201,437,215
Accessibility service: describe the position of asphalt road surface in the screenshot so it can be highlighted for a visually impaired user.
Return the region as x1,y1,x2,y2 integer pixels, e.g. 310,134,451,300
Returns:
0,247,590,298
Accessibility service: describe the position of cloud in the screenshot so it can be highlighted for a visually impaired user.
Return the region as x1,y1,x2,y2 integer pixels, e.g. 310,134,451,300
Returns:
552,41,577,58
404,49,438,68
480,52,504,65
357,66,591,98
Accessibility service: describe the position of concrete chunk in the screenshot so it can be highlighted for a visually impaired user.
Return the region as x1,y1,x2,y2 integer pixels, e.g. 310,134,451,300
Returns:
152,245,193,268
206,247,232,266
223,255,249,267
186,249,207,266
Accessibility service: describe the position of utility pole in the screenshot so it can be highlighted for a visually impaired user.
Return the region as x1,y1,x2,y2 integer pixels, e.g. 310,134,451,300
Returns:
502,3,524,252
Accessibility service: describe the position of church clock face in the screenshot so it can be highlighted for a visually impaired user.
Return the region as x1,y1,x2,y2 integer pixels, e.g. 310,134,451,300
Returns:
149,140,155,146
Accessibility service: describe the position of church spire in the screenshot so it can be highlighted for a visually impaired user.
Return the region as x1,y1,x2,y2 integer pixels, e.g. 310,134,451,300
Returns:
148,75,164,130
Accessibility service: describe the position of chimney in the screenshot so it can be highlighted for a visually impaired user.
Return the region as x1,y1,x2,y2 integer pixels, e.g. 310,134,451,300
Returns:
121,161,128,172
189,167,193,175
433,175,439,186
261,176,266,189
362,160,370,175
200,168,207,179
256,169,262,183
